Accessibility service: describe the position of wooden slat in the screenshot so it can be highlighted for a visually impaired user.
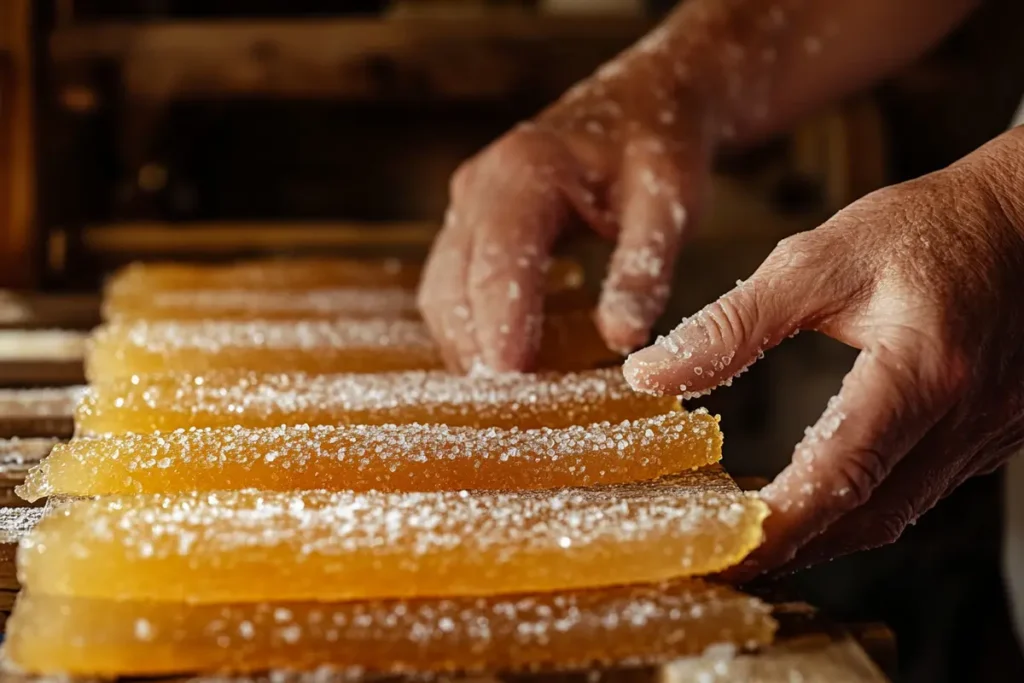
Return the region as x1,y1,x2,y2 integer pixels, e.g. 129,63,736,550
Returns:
82,221,439,256
0,331,88,387
0,389,82,438
50,17,651,102
0,292,101,331
0,0,36,288
79,175,819,258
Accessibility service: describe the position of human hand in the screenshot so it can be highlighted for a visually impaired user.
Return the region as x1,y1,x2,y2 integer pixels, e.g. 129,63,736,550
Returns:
417,39,717,372
624,127,1024,578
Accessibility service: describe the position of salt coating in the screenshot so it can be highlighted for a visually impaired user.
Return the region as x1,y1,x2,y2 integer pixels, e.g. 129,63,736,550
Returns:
6,580,776,676
19,411,721,499
85,309,619,380
17,466,768,603
801,395,846,447
75,368,680,435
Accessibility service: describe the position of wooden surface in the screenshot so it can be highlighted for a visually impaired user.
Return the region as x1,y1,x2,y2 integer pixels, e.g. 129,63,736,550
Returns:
50,16,650,103
0,0,36,288
0,292,101,331
0,330,89,387
79,173,824,260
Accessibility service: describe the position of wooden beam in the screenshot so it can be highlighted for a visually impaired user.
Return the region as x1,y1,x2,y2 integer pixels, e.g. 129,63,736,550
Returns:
0,0,36,288
50,17,650,102
81,221,440,255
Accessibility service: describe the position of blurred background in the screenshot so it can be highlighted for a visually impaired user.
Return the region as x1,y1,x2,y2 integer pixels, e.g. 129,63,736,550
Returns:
2,1,1024,680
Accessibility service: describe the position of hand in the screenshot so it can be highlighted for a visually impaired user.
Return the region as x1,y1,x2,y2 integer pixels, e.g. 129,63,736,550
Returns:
625,127,1024,578
417,43,716,372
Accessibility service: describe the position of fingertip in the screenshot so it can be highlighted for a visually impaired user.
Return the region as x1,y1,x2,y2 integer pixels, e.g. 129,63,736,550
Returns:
596,287,659,356
622,344,676,394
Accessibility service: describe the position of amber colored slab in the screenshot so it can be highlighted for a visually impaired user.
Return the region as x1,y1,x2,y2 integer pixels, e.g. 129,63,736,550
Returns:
105,258,424,299
102,281,591,324
103,258,583,303
84,312,618,381
17,467,768,603
5,580,776,677
104,287,422,322
75,367,680,435
20,410,718,500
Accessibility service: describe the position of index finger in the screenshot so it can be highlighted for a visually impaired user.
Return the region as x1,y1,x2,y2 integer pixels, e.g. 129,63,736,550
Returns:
465,184,571,373
417,211,482,372
462,129,590,372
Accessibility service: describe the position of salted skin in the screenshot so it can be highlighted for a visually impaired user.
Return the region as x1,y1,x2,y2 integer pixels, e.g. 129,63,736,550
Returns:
5,580,776,676
17,467,769,603
75,368,681,435
18,410,718,500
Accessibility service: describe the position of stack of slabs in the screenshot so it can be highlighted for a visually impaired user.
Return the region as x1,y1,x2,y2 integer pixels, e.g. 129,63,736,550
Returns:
5,256,775,677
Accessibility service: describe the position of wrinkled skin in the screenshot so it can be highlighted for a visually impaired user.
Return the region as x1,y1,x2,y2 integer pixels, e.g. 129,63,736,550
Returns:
417,0,1022,577
626,127,1024,577
417,48,715,370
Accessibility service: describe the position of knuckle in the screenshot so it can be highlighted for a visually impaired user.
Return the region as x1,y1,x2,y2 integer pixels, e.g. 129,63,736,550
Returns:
834,446,889,508
873,507,914,546
764,231,821,274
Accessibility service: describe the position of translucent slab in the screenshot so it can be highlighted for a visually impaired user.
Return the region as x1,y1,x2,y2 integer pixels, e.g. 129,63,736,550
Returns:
18,467,768,603
19,411,717,500
75,367,679,435
104,258,583,300
6,580,776,677
105,258,425,298
103,283,591,324
105,287,422,322
85,313,618,381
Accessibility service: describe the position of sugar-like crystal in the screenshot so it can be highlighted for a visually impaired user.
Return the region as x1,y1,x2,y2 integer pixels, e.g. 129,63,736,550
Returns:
85,311,617,381
105,287,421,322
75,368,680,435
17,466,767,603
19,411,720,500
5,579,775,676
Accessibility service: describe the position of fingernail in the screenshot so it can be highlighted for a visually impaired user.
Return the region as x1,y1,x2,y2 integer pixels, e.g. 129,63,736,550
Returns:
622,345,675,393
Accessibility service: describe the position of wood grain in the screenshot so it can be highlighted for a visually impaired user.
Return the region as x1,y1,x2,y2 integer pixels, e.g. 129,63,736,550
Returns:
0,0,36,288
50,17,650,102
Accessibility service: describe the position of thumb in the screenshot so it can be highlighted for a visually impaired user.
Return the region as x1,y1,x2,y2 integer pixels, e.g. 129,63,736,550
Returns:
622,232,845,397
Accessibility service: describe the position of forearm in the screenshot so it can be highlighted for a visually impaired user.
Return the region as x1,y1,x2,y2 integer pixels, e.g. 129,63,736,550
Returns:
615,0,981,146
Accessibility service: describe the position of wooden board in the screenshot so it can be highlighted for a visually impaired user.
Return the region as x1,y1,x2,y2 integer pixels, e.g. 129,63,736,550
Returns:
51,16,651,103
0,389,82,438
0,0,35,289
0,292,101,331
0,331,88,387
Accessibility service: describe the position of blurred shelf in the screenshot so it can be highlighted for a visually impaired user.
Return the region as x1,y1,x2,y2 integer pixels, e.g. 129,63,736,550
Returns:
50,16,651,102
